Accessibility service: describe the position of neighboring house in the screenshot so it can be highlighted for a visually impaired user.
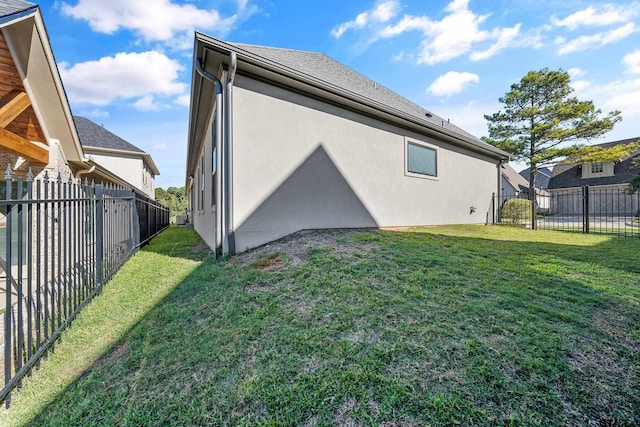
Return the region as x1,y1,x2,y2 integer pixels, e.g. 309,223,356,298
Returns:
501,164,549,211
0,1,160,199
501,164,529,196
519,166,552,189
186,34,511,256
548,138,640,215
74,116,159,199
0,0,85,181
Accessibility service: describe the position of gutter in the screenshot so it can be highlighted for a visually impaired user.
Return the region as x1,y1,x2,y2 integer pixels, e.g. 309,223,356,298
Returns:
225,52,237,256
195,57,225,257
196,34,510,162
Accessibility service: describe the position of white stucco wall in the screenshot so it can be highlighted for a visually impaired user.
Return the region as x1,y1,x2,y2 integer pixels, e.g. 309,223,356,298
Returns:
87,152,155,199
230,76,500,252
191,116,217,251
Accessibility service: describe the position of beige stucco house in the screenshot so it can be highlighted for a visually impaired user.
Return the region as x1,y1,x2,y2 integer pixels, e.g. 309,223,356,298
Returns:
0,0,84,180
0,0,159,194
186,33,511,256
74,116,159,199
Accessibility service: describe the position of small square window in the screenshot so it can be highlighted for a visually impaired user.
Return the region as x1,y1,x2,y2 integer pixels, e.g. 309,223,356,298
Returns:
591,162,604,174
407,142,437,177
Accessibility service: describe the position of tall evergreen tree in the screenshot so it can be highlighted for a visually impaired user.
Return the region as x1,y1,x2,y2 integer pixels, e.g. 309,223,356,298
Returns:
484,68,622,227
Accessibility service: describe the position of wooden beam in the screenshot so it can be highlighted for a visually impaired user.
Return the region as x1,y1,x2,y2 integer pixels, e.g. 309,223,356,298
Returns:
0,90,30,128
0,126,48,164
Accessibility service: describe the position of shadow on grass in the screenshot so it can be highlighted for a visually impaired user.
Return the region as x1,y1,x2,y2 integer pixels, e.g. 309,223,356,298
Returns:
16,226,640,426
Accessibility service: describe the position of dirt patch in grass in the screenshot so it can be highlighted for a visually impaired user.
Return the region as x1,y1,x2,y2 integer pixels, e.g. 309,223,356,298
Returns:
333,398,361,427
250,254,282,270
233,229,379,270
191,241,212,256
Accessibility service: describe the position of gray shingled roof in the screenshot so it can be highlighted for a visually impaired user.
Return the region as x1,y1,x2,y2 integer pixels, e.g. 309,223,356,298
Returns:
519,167,552,189
548,138,640,189
74,116,144,153
230,42,481,142
0,0,36,18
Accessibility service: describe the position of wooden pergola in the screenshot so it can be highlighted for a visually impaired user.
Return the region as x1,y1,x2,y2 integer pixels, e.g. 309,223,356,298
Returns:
0,31,48,166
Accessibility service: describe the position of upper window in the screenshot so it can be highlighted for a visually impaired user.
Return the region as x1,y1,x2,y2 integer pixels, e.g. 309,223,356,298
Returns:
591,162,604,174
406,141,437,178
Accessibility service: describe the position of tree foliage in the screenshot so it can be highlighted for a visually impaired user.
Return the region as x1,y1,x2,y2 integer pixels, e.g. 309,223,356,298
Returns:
484,68,622,191
155,186,188,217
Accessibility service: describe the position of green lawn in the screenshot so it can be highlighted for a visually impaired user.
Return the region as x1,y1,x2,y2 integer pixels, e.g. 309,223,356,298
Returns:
1,225,639,426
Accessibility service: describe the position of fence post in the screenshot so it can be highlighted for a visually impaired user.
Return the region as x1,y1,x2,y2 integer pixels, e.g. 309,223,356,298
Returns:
95,184,104,291
4,166,12,408
583,185,590,234
491,192,495,224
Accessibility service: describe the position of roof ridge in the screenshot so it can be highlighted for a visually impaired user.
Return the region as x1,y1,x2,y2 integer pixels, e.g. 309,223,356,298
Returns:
230,42,323,56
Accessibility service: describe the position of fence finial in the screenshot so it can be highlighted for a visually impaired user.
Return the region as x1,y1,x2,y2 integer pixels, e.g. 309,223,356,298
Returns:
44,170,50,183
4,164,12,180
26,168,33,182
56,172,62,182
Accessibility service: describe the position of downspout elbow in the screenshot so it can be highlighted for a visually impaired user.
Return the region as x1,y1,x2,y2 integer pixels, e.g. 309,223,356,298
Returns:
75,164,96,178
195,57,224,255
195,58,222,93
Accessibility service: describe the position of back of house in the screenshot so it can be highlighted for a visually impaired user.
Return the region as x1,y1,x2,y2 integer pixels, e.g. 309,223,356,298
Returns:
186,34,510,255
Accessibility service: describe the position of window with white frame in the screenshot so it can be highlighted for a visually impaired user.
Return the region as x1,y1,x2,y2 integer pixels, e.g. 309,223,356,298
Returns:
591,162,604,174
406,140,437,178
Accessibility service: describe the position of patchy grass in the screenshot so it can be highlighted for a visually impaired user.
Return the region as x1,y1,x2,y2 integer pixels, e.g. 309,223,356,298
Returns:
1,225,639,426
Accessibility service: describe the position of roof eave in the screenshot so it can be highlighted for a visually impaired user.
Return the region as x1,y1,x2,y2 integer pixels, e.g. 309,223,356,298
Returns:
84,145,160,175
192,33,510,162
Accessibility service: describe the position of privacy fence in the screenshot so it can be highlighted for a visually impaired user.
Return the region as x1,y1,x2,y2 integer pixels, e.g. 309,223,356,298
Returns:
492,185,640,237
0,169,169,407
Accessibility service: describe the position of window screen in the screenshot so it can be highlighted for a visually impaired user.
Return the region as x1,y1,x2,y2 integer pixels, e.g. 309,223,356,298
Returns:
407,142,437,177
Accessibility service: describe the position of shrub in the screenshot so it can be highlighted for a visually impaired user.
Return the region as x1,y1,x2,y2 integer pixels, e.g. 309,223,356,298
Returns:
500,198,532,225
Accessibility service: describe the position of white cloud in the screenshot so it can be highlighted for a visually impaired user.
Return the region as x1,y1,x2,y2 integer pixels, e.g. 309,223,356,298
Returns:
85,108,109,119
59,51,187,106
427,71,479,96
568,67,585,78
623,49,640,74
357,0,520,64
331,0,400,38
470,24,521,61
174,93,191,107
571,80,591,92
134,95,164,112
556,22,637,55
60,0,245,47
567,68,590,92
604,78,640,116
551,4,634,30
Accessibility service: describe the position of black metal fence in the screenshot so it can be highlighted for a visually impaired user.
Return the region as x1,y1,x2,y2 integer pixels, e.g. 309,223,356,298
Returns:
0,169,169,406
492,186,640,237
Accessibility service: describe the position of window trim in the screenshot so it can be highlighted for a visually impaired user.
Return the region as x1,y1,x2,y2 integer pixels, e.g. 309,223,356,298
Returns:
404,138,438,180
591,162,604,174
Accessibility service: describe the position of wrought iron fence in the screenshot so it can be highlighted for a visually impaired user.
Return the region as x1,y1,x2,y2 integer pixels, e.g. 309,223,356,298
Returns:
492,186,640,237
0,169,169,406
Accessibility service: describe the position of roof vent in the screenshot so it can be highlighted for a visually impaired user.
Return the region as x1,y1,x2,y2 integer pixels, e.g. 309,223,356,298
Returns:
425,113,432,118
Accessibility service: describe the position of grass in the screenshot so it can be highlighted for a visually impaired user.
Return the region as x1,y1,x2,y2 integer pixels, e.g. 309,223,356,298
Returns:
1,225,639,426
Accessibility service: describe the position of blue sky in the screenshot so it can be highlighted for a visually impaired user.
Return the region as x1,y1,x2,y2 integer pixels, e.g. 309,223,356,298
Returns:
39,0,640,188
